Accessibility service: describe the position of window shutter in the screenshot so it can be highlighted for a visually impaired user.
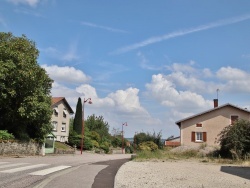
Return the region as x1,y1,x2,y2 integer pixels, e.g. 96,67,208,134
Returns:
203,132,207,142
191,132,195,142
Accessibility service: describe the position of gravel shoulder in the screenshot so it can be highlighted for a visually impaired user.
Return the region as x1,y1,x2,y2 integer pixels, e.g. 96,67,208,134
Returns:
115,160,250,188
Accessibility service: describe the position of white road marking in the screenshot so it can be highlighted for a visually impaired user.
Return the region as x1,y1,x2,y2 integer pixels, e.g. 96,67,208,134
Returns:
0,163,29,169
29,165,71,176
0,164,49,173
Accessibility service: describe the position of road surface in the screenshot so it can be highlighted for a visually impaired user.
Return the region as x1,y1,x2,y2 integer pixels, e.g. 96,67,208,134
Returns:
0,151,131,188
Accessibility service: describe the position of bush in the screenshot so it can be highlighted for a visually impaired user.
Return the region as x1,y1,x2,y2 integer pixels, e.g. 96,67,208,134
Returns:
0,130,15,140
138,141,158,151
218,119,250,160
100,141,110,153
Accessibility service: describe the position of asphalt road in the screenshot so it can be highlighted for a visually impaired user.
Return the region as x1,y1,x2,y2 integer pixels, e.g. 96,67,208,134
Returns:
0,151,131,188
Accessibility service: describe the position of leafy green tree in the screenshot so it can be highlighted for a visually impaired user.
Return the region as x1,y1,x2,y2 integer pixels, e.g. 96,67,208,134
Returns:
85,114,110,142
73,97,82,134
218,119,250,159
0,32,53,142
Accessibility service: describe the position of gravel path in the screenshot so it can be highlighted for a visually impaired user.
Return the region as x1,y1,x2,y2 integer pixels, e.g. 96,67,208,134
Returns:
115,160,250,188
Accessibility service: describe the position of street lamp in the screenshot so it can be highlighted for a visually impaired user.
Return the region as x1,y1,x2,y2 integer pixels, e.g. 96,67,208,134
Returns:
81,98,92,154
122,122,127,154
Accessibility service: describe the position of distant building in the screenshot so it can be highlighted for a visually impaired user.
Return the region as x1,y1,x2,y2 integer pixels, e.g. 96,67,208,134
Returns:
164,136,180,147
51,97,74,142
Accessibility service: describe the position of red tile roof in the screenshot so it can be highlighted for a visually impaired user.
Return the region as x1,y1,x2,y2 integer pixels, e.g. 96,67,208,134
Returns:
51,97,74,114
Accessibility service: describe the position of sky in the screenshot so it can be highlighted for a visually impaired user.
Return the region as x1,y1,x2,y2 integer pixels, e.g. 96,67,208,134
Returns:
1,0,250,138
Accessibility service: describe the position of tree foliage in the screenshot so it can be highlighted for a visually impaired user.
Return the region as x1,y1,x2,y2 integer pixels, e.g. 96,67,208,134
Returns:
73,97,82,135
218,119,250,159
85,114,110,142
0,32,53,142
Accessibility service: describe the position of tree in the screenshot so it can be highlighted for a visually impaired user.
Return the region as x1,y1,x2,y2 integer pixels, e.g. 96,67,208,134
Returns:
73,97,82,134
85,114,110,142
218,119,250,159
0,32,53,142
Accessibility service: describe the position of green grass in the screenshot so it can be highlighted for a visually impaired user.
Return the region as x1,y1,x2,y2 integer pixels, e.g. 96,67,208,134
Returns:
54,142,72,150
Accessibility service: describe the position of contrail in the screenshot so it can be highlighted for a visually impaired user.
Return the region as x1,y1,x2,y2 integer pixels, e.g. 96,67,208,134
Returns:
81,21,128,33
111,14,250,54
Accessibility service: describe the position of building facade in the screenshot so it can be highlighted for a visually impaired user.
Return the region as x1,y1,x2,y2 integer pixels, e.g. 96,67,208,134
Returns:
51,97,74,142
176,100,250,146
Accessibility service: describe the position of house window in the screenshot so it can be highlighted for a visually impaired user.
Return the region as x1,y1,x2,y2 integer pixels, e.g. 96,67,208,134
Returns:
60,136,65,142
196,132,203,141
52,121,57,131
191,132,207,142
61,123,66,132
196,123,202,127
231,115,239,125
63,109,67,118
54,107,59,117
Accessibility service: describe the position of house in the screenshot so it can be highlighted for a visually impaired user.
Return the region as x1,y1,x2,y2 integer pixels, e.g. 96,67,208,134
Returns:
51,97,74,142
175,99,250,146
164,136,180,147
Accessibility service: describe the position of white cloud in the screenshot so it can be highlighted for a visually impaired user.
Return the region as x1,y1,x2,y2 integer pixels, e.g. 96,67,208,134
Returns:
217,66,249,80
146,74,212,113
42,64,91,84
216,66,250,93
7,0,40,7
112,14,250,54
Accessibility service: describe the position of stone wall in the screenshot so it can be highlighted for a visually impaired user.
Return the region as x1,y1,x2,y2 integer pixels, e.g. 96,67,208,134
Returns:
0,141,42,156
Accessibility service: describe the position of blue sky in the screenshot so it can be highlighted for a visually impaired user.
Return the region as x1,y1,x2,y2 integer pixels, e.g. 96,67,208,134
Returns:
1,0,250,138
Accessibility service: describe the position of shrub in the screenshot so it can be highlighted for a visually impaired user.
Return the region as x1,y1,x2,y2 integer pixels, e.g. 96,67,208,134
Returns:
218,119,250,160
100,141,110,153
0,130,15,140
138,141,158,151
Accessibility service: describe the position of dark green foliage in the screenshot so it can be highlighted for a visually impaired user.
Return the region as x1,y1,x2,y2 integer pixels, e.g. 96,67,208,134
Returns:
125,145,134,154
111,135,123,148
68,126,81,148
0,32,53,142
0,130,15,140
134,131,163,149
73,97,82,135
218,119,250,159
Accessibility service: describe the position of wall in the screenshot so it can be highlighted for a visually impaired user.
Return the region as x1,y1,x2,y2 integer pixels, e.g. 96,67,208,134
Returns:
0,141,42,156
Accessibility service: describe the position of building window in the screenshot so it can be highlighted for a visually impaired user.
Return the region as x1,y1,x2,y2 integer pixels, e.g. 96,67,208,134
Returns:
196,132,203,141
191,132,207,142
54,107,59,117
61,123,66,132
52,121,57,131
196,123,202,127
60,136,65,142
231,115,239,125
63,109,67,118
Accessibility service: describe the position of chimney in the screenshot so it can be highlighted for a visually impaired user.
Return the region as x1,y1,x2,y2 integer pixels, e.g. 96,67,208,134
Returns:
213,99,218,108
